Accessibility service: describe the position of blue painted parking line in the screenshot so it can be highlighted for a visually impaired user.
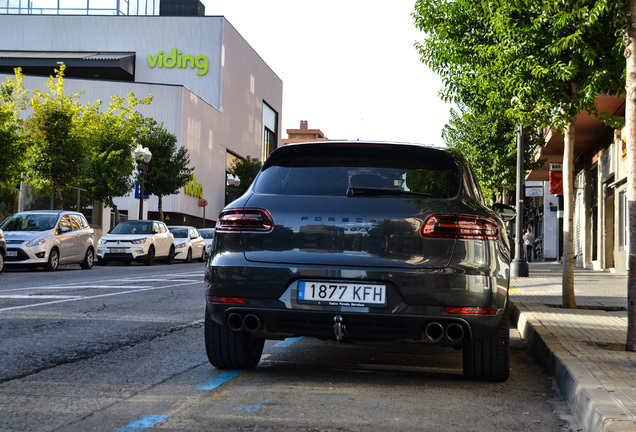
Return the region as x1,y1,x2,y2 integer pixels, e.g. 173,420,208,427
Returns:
197,369,245,390
115,414,167,431
273,336,304,348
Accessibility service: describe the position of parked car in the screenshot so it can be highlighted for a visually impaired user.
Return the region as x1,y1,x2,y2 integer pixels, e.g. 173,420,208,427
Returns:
0,210,95,271
204,141,515,381
0,229,5,274
198,228,215,260
96,220,174,266
168,225,206,263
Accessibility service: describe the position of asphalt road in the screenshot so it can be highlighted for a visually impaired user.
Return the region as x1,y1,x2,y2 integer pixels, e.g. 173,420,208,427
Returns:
0,262,581,431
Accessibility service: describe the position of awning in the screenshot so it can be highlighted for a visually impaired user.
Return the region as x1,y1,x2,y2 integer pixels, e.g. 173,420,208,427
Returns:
0,51,135,81
525,94,625,182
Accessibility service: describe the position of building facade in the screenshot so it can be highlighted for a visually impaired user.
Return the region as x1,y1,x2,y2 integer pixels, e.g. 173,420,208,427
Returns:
525,95,627,273
0,9,282,237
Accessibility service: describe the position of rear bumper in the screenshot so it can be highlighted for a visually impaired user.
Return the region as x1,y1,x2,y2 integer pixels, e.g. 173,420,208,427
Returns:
204,257,509,343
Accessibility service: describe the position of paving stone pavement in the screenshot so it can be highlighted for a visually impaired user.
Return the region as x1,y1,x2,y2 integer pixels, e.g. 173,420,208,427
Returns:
510,261,636,432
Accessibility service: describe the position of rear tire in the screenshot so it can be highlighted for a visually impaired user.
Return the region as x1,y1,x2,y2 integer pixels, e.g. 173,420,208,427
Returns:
462,305,510,382
80,247,94,269
199,248,206,262
45,248,60,271
204,310,264,369
0,252,4,274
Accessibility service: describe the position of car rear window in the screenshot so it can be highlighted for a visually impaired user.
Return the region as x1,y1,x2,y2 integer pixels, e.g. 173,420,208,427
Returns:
254,144,461,198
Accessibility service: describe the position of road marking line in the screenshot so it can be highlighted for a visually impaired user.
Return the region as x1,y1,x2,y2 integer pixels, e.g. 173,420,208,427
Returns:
197,370,245,390
274,336,304,348
114,414,167,432
0,273,204,294
0,280,200,312
0,295,82,299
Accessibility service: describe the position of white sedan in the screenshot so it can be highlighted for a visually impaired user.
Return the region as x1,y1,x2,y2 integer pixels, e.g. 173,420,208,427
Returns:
168,226,206,263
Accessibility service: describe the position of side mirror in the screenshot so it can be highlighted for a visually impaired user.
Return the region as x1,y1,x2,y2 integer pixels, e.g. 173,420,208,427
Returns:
492,203,516,222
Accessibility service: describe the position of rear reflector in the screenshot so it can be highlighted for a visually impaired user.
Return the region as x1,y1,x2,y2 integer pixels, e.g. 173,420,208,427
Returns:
421,215,499,240
216,208,274,232
444,306,500,316
207,296,246,304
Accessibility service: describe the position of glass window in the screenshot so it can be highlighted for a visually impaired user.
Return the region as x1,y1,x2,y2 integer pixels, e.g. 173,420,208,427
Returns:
262,103,278,161
255,144,461,198
169,227,188,238
70,214,82,230
58,215,72,232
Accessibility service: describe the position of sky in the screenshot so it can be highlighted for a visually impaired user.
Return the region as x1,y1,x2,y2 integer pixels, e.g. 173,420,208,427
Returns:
201,0,453,146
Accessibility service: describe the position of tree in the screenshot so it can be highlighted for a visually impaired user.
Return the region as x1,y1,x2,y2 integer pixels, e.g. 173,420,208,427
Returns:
83,93,153,225
230,155,262,197
24,65,98,210
414,0,625,309
442,107,544,204
0,68,28,187
624,0,636,350
140,120,193,222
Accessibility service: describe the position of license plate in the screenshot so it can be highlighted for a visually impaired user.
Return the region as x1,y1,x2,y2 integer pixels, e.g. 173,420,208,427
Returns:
109,248,126,253
298,281,386,307
6,250,17,257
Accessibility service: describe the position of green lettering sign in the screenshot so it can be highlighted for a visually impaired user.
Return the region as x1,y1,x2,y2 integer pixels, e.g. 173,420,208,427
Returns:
184,174,204,199
147,47,209,76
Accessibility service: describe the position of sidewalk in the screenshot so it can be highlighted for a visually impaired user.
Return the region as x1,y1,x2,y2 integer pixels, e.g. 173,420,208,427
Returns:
510,261,636,432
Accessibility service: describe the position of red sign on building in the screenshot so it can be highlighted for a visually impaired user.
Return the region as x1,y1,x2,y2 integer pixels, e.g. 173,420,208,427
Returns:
549,171,563,195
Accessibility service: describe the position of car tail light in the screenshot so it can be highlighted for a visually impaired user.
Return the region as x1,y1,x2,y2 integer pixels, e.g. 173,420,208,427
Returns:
444,306,500,315
207,296,246,304
216,208,274,232
421,215,499,240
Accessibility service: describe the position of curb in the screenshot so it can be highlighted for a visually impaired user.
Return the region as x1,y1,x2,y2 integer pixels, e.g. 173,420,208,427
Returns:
510,300,635,432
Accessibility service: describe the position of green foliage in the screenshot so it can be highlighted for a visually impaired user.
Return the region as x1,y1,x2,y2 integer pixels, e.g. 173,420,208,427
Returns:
23,65,99,209
139,119,194,221
413,0,626,129
83,92,153,211
230,155,262,196
442,107,544,203
0,68,28,187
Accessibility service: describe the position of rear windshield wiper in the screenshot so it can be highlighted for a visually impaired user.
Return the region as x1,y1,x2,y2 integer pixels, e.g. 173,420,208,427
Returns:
346,187,431,197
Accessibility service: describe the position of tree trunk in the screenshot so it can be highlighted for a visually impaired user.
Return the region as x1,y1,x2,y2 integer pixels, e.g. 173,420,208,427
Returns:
562,120,577,308
112,203,121,226
158,195,164,222
54,179,64,210
625,0,636,351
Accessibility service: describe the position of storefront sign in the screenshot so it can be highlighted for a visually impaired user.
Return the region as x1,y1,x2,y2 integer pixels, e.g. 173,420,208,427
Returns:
147,48,209,76
184,174,203,198
549,171,563,195
525,187,543,197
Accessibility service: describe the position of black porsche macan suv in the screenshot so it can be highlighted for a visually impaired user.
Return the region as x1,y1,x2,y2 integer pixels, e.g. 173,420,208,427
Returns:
204,142,514,381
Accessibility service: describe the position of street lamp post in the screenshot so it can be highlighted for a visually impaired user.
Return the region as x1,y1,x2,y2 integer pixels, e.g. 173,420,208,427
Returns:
510,124,529,277
133,143,152,220
225,174,241,205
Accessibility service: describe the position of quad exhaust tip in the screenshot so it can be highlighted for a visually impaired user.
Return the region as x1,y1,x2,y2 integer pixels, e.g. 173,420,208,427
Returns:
424,322,464,343
226,312,263,333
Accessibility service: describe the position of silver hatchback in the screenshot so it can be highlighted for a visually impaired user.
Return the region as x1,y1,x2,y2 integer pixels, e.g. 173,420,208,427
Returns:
0,210,95,271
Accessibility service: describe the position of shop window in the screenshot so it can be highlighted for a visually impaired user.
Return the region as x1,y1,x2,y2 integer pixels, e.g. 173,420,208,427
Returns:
262,103,278,161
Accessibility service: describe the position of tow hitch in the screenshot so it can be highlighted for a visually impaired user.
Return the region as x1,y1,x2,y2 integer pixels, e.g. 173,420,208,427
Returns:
333,315,347,342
